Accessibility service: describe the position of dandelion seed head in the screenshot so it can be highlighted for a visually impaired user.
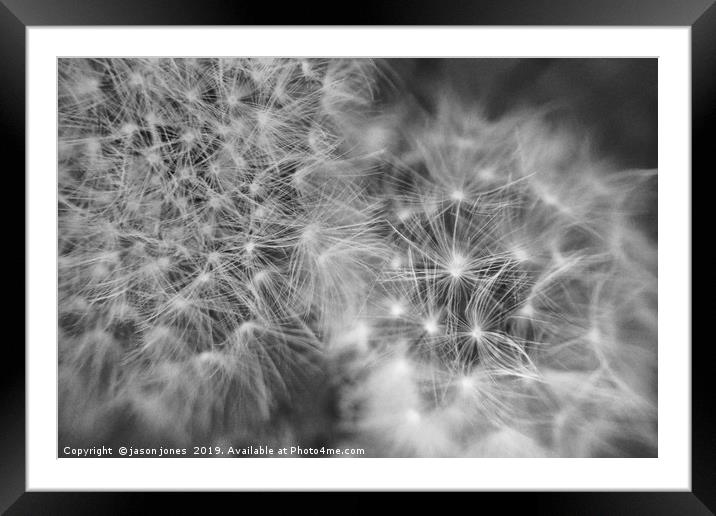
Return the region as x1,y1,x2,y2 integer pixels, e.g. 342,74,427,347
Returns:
57,58,656,457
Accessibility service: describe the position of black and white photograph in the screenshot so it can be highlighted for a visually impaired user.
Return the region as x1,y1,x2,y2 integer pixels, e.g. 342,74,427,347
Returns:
56,57,658,459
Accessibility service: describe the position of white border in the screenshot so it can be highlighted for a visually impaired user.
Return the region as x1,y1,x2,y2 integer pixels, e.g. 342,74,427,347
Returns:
27,27,691,491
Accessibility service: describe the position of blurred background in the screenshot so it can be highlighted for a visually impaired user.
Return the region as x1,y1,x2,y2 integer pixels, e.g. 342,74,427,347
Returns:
383,59,657,170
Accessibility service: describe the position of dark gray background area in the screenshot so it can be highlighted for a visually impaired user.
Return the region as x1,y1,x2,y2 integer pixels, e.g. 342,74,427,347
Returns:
384,58,657,170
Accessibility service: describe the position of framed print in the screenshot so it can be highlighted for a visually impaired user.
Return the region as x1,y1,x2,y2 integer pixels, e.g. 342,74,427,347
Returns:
6,0,710,512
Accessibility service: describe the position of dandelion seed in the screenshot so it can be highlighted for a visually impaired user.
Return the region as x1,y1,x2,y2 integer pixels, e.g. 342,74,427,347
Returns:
144,111,160,126
172,296,190,311
196,272,212,284
121,122,138,135
207,196,223,210
181,130,197,144
470,325,484,341
216,123,233,137
423,318,439,335
248,181,261,195
128,72,144,87
252,269,270,284
459,376,474,392
450,189,465,201
255,109,272,129
78,77,100,95
447,252,466,278
156,256,171,270
397,208,412,221
145,151,162,166
185,88,200,103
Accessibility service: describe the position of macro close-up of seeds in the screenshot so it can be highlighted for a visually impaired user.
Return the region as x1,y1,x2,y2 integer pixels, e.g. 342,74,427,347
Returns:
57,57,657,457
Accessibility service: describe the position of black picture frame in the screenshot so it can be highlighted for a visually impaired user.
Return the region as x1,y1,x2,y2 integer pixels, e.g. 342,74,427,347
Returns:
4,0,709,512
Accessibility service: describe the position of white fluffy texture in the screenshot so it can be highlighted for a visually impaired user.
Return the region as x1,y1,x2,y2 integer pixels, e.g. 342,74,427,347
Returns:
58,58,380,446
335,97,657,457
58,58,657,457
